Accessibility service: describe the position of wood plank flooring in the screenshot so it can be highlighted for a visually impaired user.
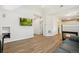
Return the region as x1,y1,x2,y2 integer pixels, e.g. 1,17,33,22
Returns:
4,34,62,53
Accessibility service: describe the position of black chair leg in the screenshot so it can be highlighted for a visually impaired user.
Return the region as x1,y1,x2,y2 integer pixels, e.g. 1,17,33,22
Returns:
0,36,5,53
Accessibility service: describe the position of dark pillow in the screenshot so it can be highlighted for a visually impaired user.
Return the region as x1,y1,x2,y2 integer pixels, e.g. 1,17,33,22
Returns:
69,36,79,43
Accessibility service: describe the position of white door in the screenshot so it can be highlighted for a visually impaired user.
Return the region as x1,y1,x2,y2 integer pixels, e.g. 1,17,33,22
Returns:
33,18,43,35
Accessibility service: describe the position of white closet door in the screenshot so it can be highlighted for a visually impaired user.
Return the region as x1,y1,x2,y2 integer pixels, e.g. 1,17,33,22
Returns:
33,18,43,35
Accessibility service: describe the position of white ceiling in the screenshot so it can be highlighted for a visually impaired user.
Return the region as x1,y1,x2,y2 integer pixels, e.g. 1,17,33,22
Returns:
0,5,79,17
1,5,79,10
2,5,22,10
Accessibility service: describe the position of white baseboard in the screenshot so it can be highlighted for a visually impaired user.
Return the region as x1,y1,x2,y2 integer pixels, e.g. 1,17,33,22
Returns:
4,35,34,43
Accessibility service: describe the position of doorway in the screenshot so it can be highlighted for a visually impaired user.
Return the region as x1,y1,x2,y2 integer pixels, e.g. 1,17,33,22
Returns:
33,15,43,35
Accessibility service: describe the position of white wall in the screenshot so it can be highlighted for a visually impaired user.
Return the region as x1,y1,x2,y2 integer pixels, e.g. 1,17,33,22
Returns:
0,6,41,43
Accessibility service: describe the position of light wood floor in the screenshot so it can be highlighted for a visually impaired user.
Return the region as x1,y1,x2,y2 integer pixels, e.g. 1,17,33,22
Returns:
4,34,62,53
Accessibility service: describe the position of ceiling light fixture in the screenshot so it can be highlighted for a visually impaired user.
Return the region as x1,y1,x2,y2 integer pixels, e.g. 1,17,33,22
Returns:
60,5,63,7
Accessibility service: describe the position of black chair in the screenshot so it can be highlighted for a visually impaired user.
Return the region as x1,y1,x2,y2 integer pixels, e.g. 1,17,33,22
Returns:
0,35,5,53
0,33,10,53
0,40,1,52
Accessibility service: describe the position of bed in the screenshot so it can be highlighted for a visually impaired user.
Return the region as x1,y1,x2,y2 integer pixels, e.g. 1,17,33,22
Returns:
61,20,79,40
